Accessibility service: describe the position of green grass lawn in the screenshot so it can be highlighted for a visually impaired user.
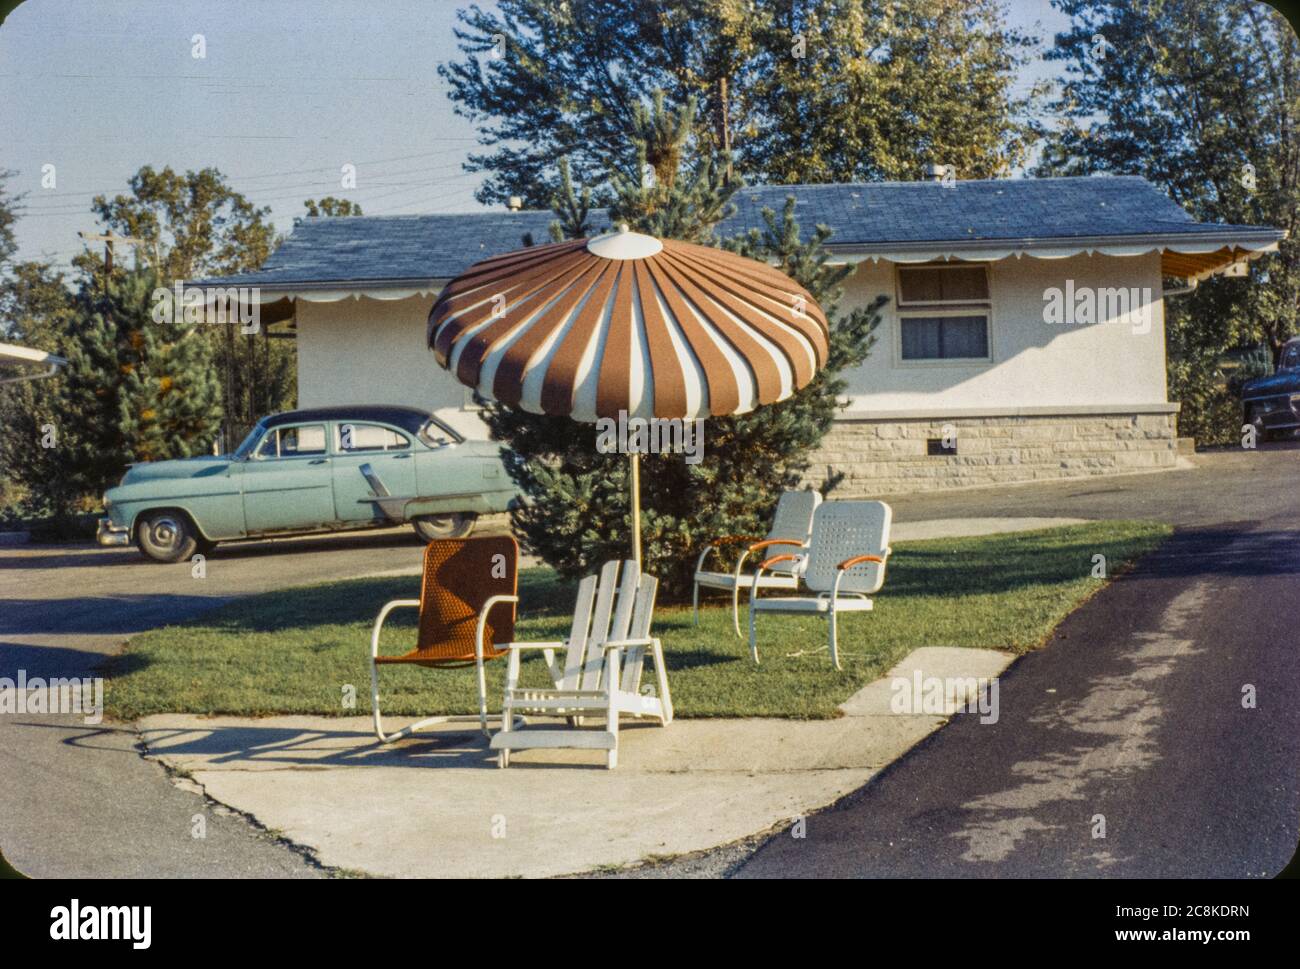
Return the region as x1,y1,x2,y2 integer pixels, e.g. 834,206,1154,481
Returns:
105,521,1170,721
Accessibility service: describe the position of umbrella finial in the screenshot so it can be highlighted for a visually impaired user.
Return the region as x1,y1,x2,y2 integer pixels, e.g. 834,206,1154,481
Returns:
586,225,663,260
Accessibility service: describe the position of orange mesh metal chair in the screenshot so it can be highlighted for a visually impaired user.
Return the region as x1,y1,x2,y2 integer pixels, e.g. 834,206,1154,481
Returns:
369,535,520,742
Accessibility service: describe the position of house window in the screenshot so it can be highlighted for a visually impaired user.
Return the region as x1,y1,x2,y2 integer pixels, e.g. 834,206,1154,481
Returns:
896,265,992,362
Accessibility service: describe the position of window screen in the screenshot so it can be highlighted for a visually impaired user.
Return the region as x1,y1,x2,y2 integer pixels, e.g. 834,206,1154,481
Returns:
900,315,989,360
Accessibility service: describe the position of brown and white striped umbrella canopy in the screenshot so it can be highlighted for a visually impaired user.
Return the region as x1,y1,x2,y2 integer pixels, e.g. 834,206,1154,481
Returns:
427,227,830,421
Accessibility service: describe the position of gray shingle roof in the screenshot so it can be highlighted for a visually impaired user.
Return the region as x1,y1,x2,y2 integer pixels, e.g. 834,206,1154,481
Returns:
199,176,1282,288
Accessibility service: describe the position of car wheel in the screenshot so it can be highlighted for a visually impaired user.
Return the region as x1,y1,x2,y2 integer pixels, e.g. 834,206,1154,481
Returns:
135,510,200,563
412,512,477,542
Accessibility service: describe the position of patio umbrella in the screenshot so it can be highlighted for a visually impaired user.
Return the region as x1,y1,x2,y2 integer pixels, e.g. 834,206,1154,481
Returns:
427,225,830,566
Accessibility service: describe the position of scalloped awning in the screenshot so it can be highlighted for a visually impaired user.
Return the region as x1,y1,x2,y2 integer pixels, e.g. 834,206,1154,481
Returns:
828,232,1282,281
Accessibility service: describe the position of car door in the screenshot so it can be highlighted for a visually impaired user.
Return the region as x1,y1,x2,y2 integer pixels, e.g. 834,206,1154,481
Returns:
413,424,473,500
240,423,336,533
330,421,418,523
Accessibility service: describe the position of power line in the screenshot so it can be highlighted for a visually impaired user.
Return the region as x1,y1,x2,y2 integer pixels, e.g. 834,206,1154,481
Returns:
18,164,484,215
10,146,487,203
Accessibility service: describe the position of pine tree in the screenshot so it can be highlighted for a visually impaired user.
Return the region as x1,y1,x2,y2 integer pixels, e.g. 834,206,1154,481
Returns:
1,267,223,521
606,93,740,244
481,97,884,599
548,157,595,241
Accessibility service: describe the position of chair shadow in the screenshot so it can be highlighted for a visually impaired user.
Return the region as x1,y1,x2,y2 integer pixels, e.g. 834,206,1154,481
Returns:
124,721,498,769
61,718,644,771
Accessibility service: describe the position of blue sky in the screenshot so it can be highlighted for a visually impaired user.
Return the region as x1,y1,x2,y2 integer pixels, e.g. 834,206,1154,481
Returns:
0,0,1072,268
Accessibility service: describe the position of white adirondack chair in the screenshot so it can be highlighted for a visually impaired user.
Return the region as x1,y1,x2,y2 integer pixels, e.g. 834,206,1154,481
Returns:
693,489,822,637
491,560,672,769
747,500,893,670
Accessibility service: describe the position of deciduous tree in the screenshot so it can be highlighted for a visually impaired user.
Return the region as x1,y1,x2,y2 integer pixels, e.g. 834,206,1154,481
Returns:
440,0,1040,205
1038,0,1300,441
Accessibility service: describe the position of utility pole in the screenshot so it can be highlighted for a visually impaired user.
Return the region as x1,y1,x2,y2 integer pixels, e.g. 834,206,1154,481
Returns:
78,229,150,287
717,75,733,181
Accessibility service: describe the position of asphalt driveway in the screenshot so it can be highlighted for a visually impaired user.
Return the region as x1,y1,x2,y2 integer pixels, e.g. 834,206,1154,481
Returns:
0,525,432,877
730,445,1300,878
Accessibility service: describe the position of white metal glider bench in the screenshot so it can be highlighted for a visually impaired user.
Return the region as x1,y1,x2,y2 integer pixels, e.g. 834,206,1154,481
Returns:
747,500,893,670
369,535,521,742
693,489,822,637
491,559,672,769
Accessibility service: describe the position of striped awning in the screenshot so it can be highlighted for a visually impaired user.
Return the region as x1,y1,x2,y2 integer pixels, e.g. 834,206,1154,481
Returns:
427,228,830,421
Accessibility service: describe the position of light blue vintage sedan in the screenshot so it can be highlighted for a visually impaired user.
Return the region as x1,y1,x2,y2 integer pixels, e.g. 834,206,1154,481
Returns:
98,405,521,562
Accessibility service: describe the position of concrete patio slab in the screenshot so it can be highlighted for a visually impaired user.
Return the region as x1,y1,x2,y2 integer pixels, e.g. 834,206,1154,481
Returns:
137,641,1026,878
137,712,939,877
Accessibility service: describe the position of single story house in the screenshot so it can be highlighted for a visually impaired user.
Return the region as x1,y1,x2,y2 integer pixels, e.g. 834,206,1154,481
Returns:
195,175,1283,496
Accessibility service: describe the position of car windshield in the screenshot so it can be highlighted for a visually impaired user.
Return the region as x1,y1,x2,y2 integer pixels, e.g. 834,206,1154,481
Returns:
232,423,268,460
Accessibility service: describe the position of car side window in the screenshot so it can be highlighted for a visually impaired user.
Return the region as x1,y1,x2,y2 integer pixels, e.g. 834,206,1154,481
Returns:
256,424,326,459
336,422,411,453
1282,345,1300,371
417,419,456,448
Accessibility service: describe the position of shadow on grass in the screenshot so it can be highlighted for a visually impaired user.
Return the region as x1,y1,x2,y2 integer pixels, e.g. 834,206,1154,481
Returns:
662,649,745,672
880,525,1166,599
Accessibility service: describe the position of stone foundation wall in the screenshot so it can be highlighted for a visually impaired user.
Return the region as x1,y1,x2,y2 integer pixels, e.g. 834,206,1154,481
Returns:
803,411,1179,498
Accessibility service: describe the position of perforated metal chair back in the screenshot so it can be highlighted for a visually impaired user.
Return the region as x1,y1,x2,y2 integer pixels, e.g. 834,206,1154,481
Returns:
764,490,822,574
801,501,891,595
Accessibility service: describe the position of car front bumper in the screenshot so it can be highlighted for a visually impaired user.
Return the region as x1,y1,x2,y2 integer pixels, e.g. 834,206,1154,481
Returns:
1244,394,1300,430
96,517,130,547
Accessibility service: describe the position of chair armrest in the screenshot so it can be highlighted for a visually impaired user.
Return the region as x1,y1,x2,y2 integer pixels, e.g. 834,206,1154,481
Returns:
370,599,420,659
759,552,802,570
838,554,886,570
475,594,519,660
602,637,655,651
748,538,804,554
500,641,567,651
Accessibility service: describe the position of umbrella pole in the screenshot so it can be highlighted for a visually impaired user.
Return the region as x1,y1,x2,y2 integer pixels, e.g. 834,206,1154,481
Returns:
630,451,642,571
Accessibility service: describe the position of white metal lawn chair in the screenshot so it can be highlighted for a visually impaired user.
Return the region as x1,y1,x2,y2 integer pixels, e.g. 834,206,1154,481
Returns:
491,560,672,769
693,489,822,637
747,500,893,670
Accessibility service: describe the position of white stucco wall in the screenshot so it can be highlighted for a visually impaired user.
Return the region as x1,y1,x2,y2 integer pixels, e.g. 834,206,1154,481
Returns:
294,295,491,438
292,250,1170,440
837,251,1168,415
